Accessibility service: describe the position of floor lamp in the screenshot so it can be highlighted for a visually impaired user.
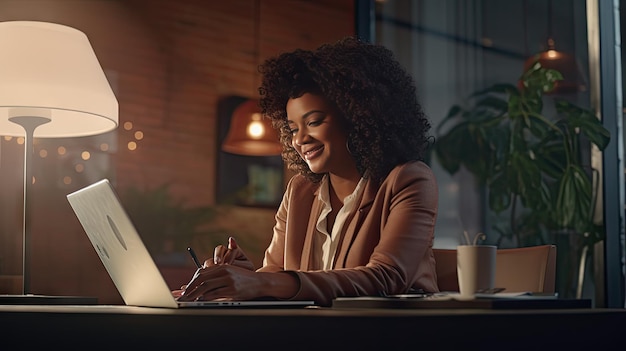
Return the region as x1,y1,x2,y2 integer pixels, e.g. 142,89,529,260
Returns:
0,21,118,297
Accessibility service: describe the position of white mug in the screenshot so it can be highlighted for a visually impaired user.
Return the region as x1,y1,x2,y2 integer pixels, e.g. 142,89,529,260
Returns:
457,245,496,297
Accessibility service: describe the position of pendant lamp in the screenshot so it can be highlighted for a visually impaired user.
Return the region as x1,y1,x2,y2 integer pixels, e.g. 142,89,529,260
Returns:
523,0,585,94
221,0,281,156
222,99,281,156
523,38,583,94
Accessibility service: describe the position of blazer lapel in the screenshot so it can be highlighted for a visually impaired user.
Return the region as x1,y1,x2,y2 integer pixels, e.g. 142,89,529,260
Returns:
333,178,376,268
299,188,324,270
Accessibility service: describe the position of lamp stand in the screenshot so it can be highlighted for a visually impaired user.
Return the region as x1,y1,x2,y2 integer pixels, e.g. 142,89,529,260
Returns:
8,116,51,295
0,116,99,305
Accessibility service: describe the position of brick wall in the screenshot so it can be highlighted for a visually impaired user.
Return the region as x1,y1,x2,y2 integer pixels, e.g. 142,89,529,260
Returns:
0,0,353,303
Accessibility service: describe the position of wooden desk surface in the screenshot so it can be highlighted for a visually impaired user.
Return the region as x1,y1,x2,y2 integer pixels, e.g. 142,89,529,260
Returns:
1,304,625,349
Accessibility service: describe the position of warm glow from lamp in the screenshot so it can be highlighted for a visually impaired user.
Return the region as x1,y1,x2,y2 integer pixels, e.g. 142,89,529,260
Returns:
247,113,266,139
0,21,119,295
222,99,281,156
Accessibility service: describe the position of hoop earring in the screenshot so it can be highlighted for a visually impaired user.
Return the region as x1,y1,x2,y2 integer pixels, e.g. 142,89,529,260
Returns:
346,139,354,156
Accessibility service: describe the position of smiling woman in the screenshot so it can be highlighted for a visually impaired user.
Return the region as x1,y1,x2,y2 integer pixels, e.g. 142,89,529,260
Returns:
176,37,439,307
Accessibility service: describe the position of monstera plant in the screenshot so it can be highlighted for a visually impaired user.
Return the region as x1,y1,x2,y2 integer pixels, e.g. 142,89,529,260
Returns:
433,62,610,297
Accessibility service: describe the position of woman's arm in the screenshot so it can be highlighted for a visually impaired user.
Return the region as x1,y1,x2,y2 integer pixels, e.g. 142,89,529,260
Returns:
283,162,439,306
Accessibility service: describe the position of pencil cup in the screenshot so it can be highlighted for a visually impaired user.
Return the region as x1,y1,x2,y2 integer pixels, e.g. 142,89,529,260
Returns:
456,245,496,297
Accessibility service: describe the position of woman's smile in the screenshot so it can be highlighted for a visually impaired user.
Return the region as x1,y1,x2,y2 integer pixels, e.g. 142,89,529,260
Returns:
302,145,324,160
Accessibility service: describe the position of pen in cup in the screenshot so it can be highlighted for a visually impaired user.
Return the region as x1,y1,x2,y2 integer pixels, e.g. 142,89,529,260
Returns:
187,247,202,269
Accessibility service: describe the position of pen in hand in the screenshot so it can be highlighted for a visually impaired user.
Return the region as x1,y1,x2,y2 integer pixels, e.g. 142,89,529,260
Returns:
187,247,202,269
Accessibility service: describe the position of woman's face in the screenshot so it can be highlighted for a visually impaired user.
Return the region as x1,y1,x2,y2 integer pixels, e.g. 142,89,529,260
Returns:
286,93,355,176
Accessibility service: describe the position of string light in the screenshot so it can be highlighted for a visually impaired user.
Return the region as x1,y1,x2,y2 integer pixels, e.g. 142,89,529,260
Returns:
5,118,146,186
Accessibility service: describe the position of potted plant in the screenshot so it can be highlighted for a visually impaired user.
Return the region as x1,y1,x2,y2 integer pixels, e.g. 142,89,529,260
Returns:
433,62,610,296
119,184,224,265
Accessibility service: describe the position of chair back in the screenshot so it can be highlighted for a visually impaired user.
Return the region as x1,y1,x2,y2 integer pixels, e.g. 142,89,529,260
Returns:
432,245,557,294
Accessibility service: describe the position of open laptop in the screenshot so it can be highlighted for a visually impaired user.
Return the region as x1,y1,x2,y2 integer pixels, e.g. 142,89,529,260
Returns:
66,178,315,309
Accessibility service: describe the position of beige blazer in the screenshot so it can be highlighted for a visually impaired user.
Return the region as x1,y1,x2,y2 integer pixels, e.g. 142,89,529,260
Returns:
257,160,439,306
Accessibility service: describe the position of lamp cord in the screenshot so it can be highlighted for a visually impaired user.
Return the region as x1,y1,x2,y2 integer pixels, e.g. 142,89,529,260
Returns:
253,0,260,97
547,0,554,48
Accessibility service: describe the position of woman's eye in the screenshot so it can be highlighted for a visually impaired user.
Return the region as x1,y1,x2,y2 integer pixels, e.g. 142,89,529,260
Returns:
289,128,298,135
308,120,321,127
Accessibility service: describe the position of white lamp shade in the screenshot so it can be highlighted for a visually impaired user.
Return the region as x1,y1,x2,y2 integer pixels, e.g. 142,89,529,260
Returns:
0,21,118,137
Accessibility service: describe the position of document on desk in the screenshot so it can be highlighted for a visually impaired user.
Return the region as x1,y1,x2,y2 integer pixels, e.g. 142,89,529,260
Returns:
331,292,591,309
426,291,534,301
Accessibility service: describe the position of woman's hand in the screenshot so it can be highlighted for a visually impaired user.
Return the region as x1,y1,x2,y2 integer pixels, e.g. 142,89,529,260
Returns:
176,266,300,302
172,288,184,298
171,237,255,299
177,265,265,301
205,237,255,271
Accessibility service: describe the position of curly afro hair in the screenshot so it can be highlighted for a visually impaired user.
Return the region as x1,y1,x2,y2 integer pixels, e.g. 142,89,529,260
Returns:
259,36,431,184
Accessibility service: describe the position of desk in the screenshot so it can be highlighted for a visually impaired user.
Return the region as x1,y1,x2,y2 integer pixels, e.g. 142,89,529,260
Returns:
0,305,624,350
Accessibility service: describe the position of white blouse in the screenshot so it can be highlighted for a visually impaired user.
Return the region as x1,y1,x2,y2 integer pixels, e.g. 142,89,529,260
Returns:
312,175,365,270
